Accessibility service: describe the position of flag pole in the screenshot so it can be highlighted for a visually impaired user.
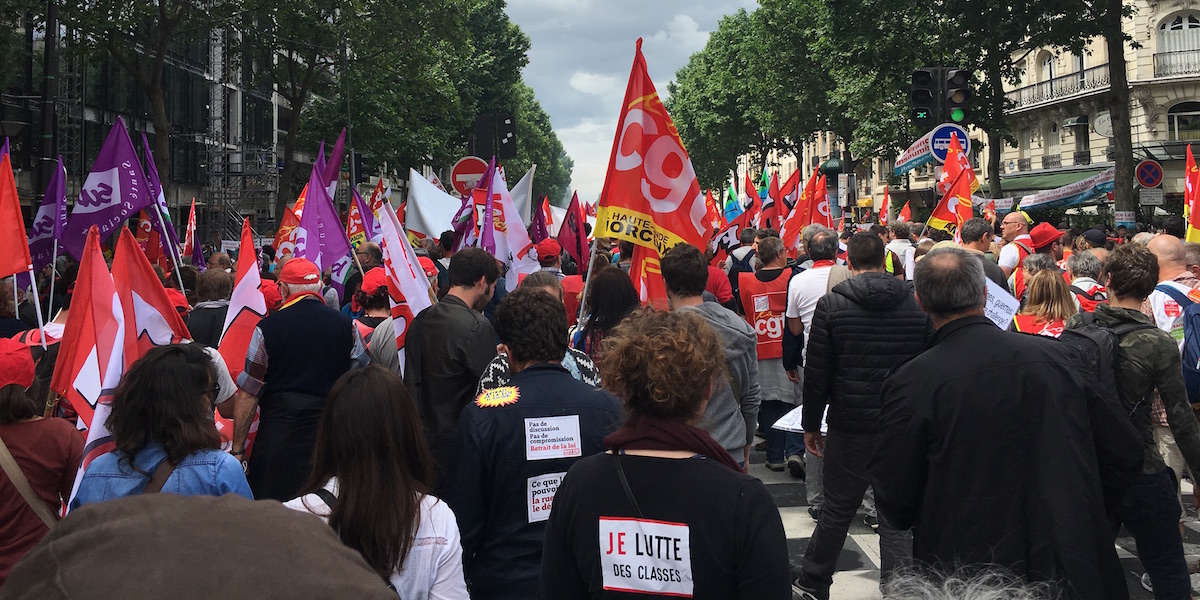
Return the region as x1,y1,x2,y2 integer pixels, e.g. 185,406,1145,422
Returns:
25,268,46,350
152,202,186,291
47,239,57,317
574,235,596,326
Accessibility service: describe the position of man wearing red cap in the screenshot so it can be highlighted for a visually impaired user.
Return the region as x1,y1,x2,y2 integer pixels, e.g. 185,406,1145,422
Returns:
535,239,565,280
230,257,369,502
1012,222,1066,300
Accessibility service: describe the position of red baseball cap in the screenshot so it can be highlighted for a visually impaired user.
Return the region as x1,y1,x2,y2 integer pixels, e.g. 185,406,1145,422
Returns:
417,257,437,278
278,258,321,285
0,338,35,388
260,280,283,312
537,239,562,261
1029,222,1066,250
360,267,389,296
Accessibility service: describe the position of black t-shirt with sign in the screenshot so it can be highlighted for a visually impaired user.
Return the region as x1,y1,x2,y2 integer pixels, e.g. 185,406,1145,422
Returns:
537,453,791,599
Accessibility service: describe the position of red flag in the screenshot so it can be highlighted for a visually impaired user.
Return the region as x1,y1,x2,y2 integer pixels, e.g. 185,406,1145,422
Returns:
880,187,890,227
703,189,721,241
744,172,762,228
217,218,267,452
597,39,708,257
558,192,588,271
983,198,997,224
1186,145,1200,242
937,132,979,195
711,206,758,267
50,226,125,432
928,169,974,234
0,152,32,278
183,198,198,257
806,174,834,229
111,228,190,367
346,194,367,247
765,171,783,229
780,169,801,202
629,244,669,310
899,200,912,222
780,168,821,252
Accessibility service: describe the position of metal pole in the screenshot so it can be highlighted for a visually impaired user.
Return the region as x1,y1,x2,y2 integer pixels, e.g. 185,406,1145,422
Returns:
26,269,46,350
47,239,57,317
574,236,596,326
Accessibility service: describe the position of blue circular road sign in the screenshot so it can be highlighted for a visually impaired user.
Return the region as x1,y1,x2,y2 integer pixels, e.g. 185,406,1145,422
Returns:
930,124,971,164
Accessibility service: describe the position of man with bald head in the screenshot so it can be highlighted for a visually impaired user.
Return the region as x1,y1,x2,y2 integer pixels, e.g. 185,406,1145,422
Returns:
207,252,233,272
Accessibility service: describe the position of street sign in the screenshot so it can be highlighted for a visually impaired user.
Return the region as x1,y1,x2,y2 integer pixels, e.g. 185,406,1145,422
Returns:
930,124,971,164
837,174,849,207
1135,160,1163,188
1139,187,1164,206
450,156,488,196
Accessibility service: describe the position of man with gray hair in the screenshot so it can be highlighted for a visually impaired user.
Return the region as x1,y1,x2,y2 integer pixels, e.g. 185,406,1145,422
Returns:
1065,250,1106,312
870,247,1142,598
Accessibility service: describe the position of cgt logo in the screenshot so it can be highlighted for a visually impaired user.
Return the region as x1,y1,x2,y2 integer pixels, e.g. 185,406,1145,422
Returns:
754,312,783,339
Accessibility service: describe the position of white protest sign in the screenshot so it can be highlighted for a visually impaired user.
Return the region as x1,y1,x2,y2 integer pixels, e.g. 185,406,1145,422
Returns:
599,517,693,596
984,278,1020,330
771,405,805,433
527,471,565,523
525,415,582,461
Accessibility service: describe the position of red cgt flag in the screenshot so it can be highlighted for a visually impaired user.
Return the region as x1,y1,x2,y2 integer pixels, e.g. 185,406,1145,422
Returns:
780,168,821,252
629,244,669,310
899,200,912,222
597,39,708,256
558,192,589,272
1186,145,1200,242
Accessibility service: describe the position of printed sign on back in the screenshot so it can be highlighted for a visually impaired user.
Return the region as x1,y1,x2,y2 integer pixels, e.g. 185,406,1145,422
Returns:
525,415,582,461
599,517,693,596
527,471,566,523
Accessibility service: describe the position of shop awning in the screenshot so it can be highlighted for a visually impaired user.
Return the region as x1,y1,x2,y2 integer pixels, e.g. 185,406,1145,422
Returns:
982,167,1107,195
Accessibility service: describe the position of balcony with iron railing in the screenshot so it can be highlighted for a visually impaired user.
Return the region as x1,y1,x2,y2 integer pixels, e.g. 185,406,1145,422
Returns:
1073,150,1092,166
1005,65,1110,109
1154,50,1200,77
1041,154,1062,169
1017,158,1032,172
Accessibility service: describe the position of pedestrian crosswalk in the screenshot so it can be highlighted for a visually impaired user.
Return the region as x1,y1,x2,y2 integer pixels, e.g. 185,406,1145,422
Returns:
749,442,1198,600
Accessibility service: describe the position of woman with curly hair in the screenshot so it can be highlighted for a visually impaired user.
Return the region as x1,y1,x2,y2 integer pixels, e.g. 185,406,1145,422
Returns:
570,267,639,360
71,344,252,508
538,309,791,599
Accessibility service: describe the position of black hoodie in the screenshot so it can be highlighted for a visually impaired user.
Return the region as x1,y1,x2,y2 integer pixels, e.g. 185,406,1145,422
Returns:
802,271,934,434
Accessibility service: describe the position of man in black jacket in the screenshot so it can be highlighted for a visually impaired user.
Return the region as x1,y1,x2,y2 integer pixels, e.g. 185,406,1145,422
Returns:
404,248,500,500
792,233,932,599
871,247,1143,599
454,286,622,599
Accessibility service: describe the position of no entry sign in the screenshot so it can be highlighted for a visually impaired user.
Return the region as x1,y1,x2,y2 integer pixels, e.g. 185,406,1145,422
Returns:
451,156,488,196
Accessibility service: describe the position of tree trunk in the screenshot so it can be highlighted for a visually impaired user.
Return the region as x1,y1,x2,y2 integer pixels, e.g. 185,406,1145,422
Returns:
986,60,1004,200
274,112,304,220
148,81,172,199
1105,0,1135,227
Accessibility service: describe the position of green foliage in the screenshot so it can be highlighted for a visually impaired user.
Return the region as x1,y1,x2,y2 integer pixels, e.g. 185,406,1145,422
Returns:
507,82,573,205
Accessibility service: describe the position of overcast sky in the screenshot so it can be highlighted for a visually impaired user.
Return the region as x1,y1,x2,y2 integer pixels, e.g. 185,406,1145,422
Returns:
506,0,756,204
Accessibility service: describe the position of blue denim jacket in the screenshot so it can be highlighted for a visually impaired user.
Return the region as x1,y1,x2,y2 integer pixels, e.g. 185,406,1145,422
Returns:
70,442,253,510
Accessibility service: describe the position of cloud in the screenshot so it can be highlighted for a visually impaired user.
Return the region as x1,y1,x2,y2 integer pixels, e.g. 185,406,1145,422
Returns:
568,72,619,96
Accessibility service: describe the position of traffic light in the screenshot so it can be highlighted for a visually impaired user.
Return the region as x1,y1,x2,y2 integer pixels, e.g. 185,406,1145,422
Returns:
353,151,368,184
911,68,939,129
944,69,973,124
497,113,517,159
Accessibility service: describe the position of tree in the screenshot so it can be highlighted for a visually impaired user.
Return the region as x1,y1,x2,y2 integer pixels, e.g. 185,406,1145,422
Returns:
507,83,572,205
57,0,236,197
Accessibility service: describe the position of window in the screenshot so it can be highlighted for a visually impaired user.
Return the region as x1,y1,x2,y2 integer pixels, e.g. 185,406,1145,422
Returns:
1019,130,1030,158
1159,14,1200,53
1046,124,1060,155
1040,53,1056,82
1073,53,1086,86
1168,101,1200,140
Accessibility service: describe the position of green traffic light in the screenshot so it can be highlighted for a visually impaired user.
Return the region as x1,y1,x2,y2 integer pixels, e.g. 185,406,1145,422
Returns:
950,108,966,122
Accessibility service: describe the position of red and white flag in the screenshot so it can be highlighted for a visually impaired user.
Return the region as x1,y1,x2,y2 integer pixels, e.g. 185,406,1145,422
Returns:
375,199,434,376
111,228,190,367
217,218,267,452
899,200,912,222
50,227,125,505
0,151,32,278
880,187,890,227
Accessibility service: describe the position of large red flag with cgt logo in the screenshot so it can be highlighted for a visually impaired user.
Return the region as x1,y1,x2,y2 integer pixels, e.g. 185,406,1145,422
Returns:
597,39,708,257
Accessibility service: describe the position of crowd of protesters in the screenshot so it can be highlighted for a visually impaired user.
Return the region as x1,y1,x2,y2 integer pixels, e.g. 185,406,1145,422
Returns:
3,211,1200,600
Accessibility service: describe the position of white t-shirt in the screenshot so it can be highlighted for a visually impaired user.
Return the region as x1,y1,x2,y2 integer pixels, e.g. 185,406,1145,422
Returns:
201,346,237,405
285,478,470,600
784,265,833,359
1147,280,1195,351
998,234,1032,271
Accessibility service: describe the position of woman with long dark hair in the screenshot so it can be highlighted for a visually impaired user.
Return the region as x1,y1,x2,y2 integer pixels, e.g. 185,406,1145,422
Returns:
284,365,468,598
539,309,791,599
571,267,639,360
71,344,251,508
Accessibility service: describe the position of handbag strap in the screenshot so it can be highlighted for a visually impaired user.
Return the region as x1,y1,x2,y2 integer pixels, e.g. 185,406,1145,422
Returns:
611,451,644,519
0,433,58,528
143,459,178,494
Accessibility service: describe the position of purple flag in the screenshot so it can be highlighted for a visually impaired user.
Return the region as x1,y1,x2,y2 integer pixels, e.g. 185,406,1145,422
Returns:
142,134,182,265
1,138,8,157
529,199,549,244
62,117,154,259
294,163,354,292
315,142,327,182
322,128,346,194
479,158,497,256
192,232,206,272
352,187,380,243
28,156,67,273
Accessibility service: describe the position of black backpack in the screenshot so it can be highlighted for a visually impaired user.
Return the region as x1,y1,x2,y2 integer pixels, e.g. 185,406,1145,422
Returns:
726,249,756,314
1058,313,1155,420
